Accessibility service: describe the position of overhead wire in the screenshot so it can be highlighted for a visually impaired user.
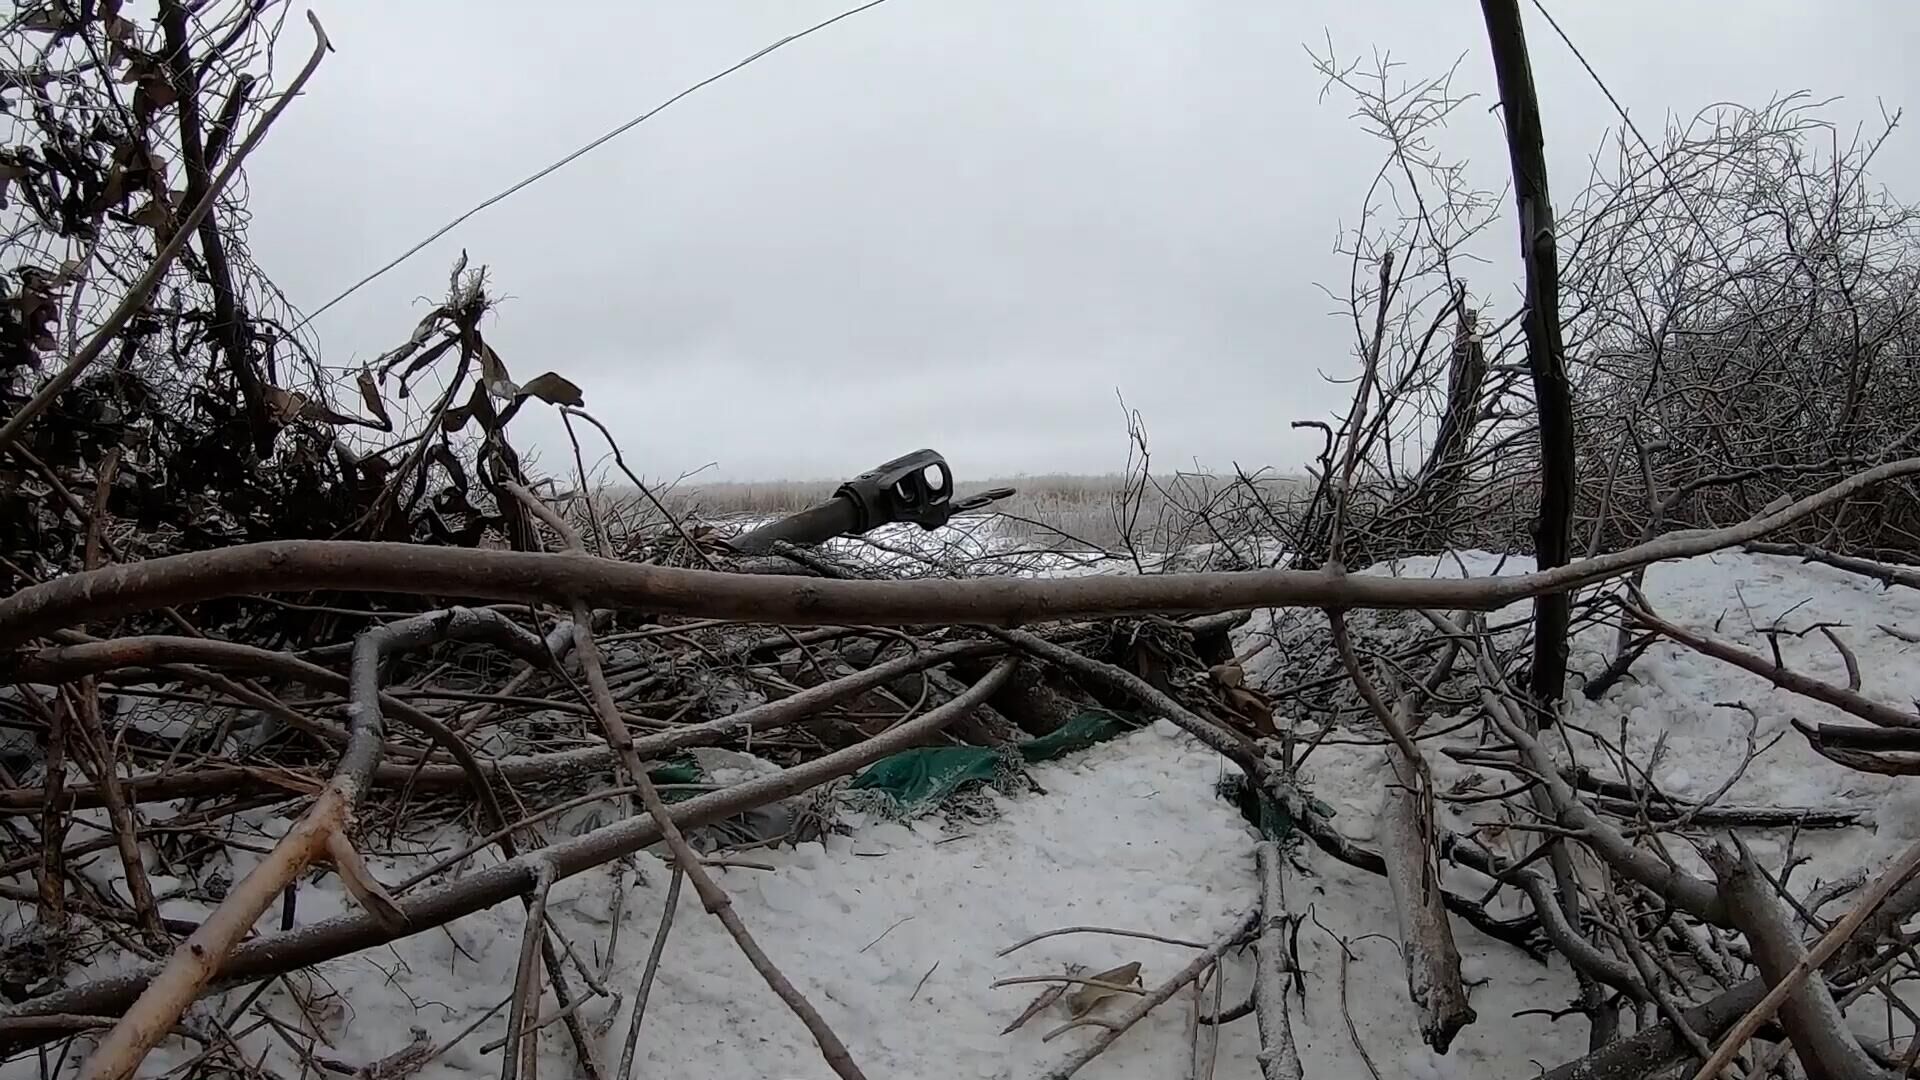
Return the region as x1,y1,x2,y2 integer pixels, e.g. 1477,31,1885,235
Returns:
291,0,896,331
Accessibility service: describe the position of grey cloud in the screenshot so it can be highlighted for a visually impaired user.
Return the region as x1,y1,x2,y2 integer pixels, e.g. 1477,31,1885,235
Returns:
246,0,1919,482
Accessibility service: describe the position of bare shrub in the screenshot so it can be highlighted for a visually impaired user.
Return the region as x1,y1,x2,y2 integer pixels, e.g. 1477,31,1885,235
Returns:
1564,94,1920,558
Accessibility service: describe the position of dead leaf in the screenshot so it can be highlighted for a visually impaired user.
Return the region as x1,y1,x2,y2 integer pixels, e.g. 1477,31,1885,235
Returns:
442,381,497,434
407,307,447,346
0,158,21,211
325,832,409,934
1222,686,1278,738
261,385,361,428
355,367,391,430
7,269,58,360
426,443,467,491
1067,961,1143,1017
388,335,457,394
118,53,156,84
19,5,75,32
518,371,583,407
1002,963,1084,1035
128,198,170,230
264,385,307,424
135,72,177,110
478,340,516,399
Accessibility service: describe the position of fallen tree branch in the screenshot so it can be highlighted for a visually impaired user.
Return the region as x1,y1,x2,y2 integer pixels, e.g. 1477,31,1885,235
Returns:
1746,541,1920,592
502,860,557,1080
7,454,1920,644
1376,693,1476,1052
616,864,683,1080
1793,723,1920,776
1540,976,1768,1080
20,622,614,1068
0,636,1001,814
66,684,168,949
987,627,1256,765
1689,836,1920,1080
1427,611,1729,924
1705,839,1884,1080
513,479,878,1080
1540,839,1920,1080
1443,746,1867,828
1628,600,1920,730
1367,632,1483,1034
1252,841,1304,1080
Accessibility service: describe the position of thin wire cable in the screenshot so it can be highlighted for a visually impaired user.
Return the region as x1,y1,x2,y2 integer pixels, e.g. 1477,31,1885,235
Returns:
292,0,895,331
1526,0,1734,274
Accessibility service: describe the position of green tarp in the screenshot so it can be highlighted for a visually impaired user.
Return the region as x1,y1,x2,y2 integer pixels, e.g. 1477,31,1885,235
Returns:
1218,772,1337,843
846,707,1145,815
650,759,704,803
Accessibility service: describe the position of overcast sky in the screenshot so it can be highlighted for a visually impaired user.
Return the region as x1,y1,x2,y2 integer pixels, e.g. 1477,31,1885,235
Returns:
246,1,1918,484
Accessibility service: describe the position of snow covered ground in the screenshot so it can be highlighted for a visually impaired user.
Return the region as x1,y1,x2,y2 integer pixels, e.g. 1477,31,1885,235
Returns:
8,547,1920,1078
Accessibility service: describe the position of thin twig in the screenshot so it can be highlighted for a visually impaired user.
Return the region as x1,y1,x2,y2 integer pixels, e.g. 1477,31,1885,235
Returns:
616,865,683,1080
997,926,1213,957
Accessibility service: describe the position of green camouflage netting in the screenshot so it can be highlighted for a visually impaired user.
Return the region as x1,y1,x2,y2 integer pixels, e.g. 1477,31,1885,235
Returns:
844,707,1145,817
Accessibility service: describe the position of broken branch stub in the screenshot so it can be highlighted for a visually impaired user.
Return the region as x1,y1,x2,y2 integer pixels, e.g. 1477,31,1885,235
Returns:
1377,697,1476,1052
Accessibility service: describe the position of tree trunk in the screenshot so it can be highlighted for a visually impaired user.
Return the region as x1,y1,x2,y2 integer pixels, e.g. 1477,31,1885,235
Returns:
1479,0,1577,711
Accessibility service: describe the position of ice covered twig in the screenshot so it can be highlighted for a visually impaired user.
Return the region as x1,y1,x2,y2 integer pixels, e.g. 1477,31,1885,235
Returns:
997,927,1212,957
1251,842,1304,1080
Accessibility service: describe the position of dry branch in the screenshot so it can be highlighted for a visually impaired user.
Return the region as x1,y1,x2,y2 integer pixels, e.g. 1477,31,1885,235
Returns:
1627,601,1920,729
1746,542,1920,592
1705,840,1884,1080
512,480,878,1080
1252,841,1304,1080
72,607,550,1080
1689,837,1920,1080
1376,695,1476,1052
1480,0,1577,707
5,455,1920,644
4,634,1000,816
